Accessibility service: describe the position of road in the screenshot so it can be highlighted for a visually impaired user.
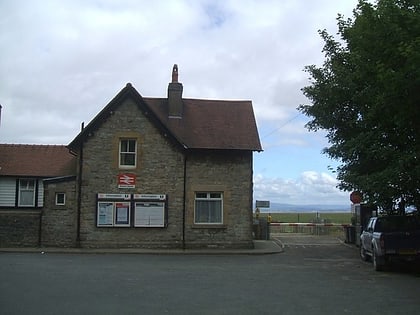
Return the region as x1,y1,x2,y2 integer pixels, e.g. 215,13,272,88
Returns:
1,234,419,315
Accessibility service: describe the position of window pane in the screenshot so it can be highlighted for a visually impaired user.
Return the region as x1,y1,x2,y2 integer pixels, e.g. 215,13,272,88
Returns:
209,200,222,222
20,179,34,189
20,191,34,206
195,199,222,224
56,193,65,205
195,200,208,222
210,193,221,199
120,140,128,152
120,153,135,166
121,139,136,153
19,180,27,188
128,140,136,152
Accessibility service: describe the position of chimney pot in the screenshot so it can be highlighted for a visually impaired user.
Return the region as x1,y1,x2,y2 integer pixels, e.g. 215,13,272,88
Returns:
172,64,178,83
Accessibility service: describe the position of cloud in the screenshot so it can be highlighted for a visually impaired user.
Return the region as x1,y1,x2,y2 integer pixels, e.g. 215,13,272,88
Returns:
0,0,358,205
0,0,358,145
254,171,349,206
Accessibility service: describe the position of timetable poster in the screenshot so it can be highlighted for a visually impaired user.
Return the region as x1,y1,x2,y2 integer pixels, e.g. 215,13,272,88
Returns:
115,202,130,225
98,202,114,226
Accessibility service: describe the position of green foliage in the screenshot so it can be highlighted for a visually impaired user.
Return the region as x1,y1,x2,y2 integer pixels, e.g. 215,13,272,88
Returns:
299,0,420,211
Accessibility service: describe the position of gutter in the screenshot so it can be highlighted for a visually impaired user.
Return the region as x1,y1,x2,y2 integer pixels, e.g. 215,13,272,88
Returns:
76,122,84,247
182,152,188,250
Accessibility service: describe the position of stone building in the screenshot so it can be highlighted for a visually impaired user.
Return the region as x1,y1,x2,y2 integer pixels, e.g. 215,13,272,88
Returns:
0,144,76,247
0,65,262,249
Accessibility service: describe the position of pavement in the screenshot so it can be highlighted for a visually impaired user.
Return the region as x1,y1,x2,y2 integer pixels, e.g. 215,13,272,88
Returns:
0,239,283,255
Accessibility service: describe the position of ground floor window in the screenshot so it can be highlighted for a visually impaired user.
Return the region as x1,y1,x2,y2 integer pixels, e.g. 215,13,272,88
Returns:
194,192,223,224
18,179,35,207
55,193,66,205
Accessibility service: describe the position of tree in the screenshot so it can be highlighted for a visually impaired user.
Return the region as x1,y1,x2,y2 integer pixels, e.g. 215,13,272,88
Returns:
298,0,420,212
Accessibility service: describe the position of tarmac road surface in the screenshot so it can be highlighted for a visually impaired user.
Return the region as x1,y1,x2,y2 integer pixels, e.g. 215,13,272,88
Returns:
1,234,419,315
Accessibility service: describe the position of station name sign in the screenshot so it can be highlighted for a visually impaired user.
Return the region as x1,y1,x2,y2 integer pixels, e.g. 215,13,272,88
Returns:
133,194,166,201
97,193,131,200
256,200,270,208
97,193,166,201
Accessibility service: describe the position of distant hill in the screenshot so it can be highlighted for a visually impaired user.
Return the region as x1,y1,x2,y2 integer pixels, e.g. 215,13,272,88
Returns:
257,202,350,213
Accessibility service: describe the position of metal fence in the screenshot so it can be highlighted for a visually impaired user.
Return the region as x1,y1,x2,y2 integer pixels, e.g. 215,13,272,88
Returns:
269,223,349,237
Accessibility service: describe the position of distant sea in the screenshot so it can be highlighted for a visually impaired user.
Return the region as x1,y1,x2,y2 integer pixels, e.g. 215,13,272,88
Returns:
257,203,350,213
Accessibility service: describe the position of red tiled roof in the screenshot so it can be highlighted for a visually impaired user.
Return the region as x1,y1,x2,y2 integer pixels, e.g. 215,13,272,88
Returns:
0,144,76,177
69,84,262,152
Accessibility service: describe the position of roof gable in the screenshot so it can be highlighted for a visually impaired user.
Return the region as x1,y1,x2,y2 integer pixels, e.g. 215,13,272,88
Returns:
0,144,76,177
68,83,182,150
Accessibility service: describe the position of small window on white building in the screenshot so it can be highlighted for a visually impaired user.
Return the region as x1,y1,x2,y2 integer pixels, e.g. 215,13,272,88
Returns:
18,179,35,207
55,193,66,206
194,192,223,224
119,139,137,168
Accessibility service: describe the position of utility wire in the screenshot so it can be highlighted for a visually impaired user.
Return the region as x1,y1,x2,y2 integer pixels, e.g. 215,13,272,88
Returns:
262,113,302,139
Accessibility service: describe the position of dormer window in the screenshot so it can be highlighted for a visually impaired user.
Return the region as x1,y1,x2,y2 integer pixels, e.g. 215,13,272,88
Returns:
119,139,137,168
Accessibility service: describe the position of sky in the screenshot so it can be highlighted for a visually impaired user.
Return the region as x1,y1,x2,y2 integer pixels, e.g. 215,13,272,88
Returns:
0,0,360,207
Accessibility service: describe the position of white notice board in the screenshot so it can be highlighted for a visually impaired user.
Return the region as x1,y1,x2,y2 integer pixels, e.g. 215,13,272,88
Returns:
134,202,165,227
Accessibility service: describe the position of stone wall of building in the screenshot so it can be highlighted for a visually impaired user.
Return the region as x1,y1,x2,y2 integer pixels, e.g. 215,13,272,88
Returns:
0,210,41,247
42,179,77,247
1,94,257,249
78,99,185,248
184,150,254,249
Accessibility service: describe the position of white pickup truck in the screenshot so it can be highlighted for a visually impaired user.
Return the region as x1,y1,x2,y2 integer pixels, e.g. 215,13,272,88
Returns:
359,215,420,271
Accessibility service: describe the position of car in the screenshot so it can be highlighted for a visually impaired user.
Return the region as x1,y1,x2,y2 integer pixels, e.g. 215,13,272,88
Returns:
359,215,420,271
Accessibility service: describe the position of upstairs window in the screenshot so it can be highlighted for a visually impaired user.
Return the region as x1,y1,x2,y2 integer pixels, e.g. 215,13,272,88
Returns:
194,192,223,224
18,179,35,207
119,139,136,168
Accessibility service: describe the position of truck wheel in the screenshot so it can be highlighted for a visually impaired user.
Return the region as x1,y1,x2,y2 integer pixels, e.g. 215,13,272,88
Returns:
360,246,369,262
373,250,384,271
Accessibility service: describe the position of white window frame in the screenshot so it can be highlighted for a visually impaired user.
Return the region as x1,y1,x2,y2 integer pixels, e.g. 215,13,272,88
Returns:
119,139,137,169
55,192,66,206
18,179,36,207
194,192,223,224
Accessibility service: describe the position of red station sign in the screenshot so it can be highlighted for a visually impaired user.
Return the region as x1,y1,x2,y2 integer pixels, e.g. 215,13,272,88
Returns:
118,173,136,188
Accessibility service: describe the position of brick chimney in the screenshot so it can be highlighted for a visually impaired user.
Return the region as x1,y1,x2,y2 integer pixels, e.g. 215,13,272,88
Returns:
167,64,183,118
